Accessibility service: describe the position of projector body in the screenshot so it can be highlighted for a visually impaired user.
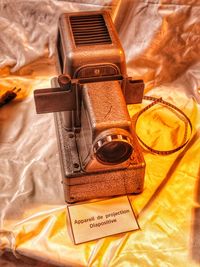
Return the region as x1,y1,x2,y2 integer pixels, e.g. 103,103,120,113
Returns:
34,11,145,203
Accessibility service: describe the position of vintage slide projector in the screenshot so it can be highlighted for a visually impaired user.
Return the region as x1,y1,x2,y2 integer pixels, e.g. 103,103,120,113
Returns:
34,11,146,203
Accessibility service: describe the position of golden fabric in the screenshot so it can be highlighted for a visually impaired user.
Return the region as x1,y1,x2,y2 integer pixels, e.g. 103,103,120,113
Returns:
0,1,200,266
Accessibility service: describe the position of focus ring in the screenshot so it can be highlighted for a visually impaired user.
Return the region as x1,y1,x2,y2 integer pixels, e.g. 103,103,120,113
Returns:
94,134,131,153
94,134,133,165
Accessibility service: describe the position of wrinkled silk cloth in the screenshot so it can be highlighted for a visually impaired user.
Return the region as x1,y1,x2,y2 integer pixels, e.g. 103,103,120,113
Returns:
0,0,200,266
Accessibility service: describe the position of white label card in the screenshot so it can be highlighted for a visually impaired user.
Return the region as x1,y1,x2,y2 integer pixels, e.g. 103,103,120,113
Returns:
67,196,139,244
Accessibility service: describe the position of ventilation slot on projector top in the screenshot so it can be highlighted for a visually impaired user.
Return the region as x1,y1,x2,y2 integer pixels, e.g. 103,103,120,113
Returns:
70,14,112,46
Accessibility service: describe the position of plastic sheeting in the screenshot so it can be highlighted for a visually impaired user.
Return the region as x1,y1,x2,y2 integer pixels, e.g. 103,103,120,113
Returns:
0,0,200,266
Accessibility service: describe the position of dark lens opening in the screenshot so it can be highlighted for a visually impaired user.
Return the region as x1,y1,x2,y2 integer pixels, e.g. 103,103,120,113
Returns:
96,141,133,164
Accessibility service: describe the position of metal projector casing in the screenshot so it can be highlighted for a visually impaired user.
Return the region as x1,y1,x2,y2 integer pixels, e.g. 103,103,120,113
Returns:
34,10,146,203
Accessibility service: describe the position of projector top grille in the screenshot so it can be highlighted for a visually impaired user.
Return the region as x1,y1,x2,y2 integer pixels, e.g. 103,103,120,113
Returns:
70,14,112,46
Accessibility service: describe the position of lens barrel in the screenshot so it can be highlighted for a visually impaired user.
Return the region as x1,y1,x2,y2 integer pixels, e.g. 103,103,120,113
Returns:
94,131,133,164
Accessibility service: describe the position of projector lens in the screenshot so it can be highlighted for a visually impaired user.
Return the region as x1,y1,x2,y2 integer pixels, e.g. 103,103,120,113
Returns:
94,132,133,164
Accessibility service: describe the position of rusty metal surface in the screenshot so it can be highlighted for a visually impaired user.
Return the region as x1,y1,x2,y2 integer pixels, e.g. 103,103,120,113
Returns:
0,0,200,266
